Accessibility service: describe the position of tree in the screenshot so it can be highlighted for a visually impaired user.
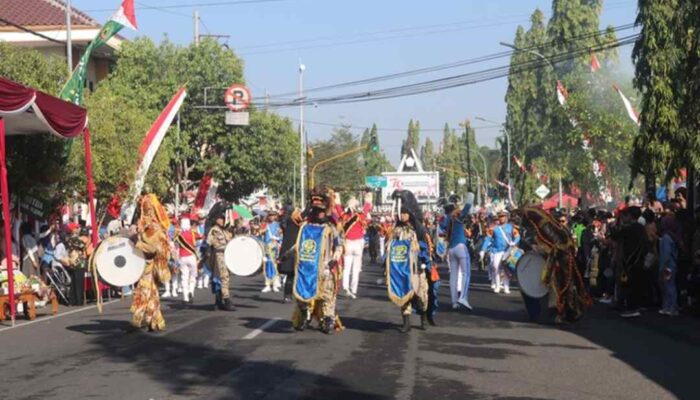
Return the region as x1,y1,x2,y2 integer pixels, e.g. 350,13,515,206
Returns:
401,119,421,160
436,123,461,195
361,123,392,176
420,137,436,171
310,126,364,193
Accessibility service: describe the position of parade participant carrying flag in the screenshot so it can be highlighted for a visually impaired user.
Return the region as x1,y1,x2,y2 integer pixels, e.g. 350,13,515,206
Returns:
60,0,138,105
386,190,431,333
292,187,344,334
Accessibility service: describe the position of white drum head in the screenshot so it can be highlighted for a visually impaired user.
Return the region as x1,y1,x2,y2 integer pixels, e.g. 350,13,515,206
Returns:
95,236,146,287
225,235,264,276
516,252,549,298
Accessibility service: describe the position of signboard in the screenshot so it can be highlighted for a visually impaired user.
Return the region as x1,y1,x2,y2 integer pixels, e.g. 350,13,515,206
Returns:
381,172,440,204
365,176,388,188
225,111,250,126
535,184,550,199
224,84,251,112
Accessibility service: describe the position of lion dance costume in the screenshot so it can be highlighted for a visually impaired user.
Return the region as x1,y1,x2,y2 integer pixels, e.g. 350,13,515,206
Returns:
130,194,172,331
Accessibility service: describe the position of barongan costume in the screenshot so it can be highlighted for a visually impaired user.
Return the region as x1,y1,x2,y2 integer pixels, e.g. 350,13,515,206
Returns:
130,194,172,331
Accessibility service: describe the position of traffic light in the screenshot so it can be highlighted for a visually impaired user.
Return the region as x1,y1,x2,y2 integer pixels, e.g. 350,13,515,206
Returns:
368,132,379,152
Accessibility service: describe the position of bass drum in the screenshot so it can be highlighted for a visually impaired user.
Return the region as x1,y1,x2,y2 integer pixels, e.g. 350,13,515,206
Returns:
94,236,146,287
516,252,549,298
224,235,265,276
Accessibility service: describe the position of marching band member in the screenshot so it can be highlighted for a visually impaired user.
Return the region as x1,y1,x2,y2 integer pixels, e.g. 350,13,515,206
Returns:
440,193,475,310
490,210,520,294
262,211,282,293
131,194,172,332
340,192,373,299
292,187,344,334
207,207,235,311
278,208,304,302
175,214,200,303
386,190,430,333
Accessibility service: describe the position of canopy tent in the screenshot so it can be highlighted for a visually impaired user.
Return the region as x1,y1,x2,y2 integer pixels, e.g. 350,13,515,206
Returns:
0,76,97,324
542,192,580,210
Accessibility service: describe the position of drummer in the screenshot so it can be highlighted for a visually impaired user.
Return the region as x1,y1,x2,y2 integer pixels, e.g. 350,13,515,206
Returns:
489,210,520,294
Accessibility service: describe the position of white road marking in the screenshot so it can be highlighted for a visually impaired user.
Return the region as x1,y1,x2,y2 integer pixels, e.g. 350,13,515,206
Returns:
0,299,121,333
242,317,282,340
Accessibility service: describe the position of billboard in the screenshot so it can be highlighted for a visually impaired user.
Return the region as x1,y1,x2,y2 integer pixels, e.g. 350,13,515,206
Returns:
381,172,440,204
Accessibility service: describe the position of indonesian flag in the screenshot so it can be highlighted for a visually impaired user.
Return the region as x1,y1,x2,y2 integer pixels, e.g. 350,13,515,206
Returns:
556,80,568,106
192,173,219,215
590,53,601,73
513,155,526,172
111,0,138,30
613,85,641,126
121,87,187,222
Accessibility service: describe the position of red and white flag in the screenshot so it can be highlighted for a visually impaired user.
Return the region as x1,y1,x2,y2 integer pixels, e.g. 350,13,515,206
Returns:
513,155,526,172
111,0,138,30
590,53,601,73
613,85,641,126
192,173,219,215
494,180,511,189
556,80,569,106
121,86,187,221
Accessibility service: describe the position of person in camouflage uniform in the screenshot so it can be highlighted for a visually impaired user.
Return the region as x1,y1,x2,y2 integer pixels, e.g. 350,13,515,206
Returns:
207,209,235,311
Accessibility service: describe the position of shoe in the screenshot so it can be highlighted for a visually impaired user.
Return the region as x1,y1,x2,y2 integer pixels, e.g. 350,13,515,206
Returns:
490,283,496,290
452,303,459,310
427,314,437,326
283,296,291,303
493,287,501,294
349,292,357,300
273,286,281,293
504,288,511,294
183,293,189,303
261,286,272,293
620,310,640,318
188,292,194,304
399,315,411,333
203,281,209,289
321,317,335,335
196,280,203,289
667,309,679,317
598,297,613,304
214,293,222,310
161,291,171,298
658,309,670,315
458,298,473,311
420,313,428,330
219,298,236,311
344,289,353,298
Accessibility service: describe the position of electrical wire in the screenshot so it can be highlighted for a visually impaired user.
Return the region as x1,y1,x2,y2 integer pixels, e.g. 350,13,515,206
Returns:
0,16,66,44
84,0,287,12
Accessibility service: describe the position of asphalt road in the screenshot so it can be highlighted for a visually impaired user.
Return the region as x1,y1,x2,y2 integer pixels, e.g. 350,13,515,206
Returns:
2,259,699,400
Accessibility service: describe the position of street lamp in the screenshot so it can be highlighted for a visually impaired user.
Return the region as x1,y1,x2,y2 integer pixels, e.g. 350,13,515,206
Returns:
476,116,511,205
298,61,306,207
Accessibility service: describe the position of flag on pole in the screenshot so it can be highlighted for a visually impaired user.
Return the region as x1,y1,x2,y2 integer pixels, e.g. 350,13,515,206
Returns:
513,155,526,172
192,173,219,215
60,0,138,105
556,80,568,106
590,53,601,73
121,86,187,222
612,85,641,126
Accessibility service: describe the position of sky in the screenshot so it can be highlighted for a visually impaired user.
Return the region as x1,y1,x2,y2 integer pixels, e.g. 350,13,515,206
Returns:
73,0,639,164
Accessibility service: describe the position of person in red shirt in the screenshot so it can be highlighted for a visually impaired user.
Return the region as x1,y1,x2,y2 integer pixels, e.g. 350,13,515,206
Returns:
341,192,373,299
176,214,201,303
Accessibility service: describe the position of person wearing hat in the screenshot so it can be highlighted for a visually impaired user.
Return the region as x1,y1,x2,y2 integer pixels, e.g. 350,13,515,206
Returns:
291,187,344,334
175,214,201,303
489,210,520,294
439,193,476,310
207,208,235,311
340,192,373,299
261,210,282,293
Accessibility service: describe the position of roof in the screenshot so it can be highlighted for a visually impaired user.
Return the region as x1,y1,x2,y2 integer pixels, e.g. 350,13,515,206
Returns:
0,0,99,28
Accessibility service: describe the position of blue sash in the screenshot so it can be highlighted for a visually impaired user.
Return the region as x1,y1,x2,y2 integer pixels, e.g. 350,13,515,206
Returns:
294,223,326,302
264,242,278,280
387,239,414,306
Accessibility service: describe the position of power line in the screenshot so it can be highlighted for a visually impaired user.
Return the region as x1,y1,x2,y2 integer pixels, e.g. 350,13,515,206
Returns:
286,118,503,132
0,16,65,44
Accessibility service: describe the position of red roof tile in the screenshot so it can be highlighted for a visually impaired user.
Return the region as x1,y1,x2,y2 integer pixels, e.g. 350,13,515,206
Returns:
0,0,99,28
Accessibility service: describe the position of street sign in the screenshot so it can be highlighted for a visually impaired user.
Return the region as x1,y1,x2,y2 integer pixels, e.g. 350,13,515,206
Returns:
225,111,250,126
365,176,388,188
224,84,251,112
535,184,550,199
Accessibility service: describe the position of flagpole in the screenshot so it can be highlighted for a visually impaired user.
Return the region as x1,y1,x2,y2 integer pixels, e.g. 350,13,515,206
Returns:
65,0,73,72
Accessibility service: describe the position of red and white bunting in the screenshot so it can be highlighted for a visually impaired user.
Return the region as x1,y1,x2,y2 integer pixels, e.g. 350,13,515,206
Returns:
590,53,601,73
612,85,641,126
556,80,569,106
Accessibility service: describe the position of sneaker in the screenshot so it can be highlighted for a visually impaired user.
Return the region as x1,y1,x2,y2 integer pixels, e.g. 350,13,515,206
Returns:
273,286,281,293
458,298,473,311
620,310,641,318
490,283,496,290
196,280,204,289
598,297,613,305
349,292,357,299
161,291,172,298
667,309,679,317
658,309,670,316
503,288,511,294
452,303,459,310
261,286,272,293
344,289,353,298
493,287,501,294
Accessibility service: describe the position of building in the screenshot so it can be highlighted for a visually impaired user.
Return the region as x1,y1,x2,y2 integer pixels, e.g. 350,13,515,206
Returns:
0,0,124,91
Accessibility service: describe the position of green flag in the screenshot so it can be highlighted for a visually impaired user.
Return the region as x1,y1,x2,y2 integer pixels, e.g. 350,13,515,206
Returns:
59,0,138,105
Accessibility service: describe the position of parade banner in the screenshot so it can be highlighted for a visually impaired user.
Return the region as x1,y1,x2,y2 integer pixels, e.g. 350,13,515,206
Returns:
293,224,325,302
121,87,187,222
386,239,413,306
60,0,138,105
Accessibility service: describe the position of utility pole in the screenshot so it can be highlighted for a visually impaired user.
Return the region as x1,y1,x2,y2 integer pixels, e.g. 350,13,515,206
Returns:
299,61,306,206
193,10,200,45
175,112,181,218
65,0,73,72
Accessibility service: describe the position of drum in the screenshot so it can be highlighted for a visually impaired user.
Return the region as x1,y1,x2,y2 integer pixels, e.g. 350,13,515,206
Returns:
224,235,265,276
503,246,525,277
516,252,549,298
435,237,447,260
94,236,146,287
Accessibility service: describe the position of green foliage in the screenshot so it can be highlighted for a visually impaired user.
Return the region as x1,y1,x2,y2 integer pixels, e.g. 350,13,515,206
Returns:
360,123,391,176
310,126,363,192
420,137,436,171
401,119,421,158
